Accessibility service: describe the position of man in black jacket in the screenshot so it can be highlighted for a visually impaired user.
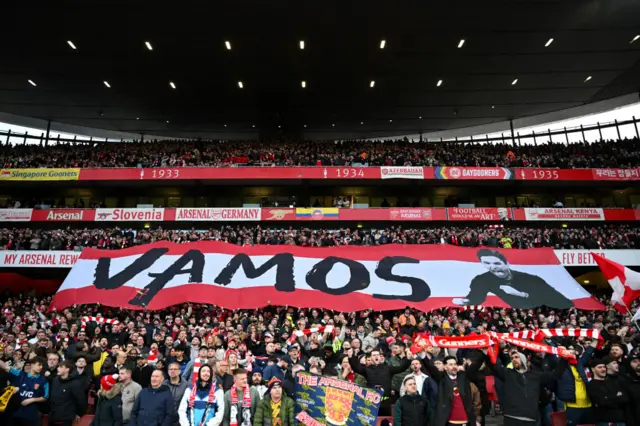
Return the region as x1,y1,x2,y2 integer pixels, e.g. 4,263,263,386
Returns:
422,353,482,426
349,347,411,415
623,353,640,425
487,350,567,426
587,357,628,426
132,353,154,388
49,360,88,426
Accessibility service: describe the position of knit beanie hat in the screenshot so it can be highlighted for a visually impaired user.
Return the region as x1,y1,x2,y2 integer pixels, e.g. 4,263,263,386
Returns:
267,377,283,394
101,374,118,391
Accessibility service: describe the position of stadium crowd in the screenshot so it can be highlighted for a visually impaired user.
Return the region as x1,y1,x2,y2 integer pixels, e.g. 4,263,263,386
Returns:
1,224,639,251
1,137,639,169
0,291,638,426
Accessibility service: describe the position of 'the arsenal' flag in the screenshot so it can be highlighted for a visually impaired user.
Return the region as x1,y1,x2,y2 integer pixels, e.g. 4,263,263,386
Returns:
50,242,603,312
592,253,640,313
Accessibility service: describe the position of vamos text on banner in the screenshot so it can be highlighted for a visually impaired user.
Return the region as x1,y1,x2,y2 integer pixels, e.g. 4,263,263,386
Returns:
50,242,603,311
6,249,639,269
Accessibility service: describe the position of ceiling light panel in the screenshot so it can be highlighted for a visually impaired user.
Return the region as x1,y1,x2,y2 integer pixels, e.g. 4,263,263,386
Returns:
584,76,592,82
545,38,554,47
299,40,305,50
145,41,153,50
380,39,386,49
67,40,77,50
437,79,443,87
370,80,375,88
238,81,244,88
630,35,639,44
169,81,176,89
511,78,518,85
225,41,232,50
103,81,111,88
457,39,465,48
28,79,36,87
301,81,306,88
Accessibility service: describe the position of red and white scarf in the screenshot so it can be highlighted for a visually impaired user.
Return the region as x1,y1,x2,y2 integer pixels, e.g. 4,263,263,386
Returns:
287,325,334,344
80,316,120,331
187,358,217,425
229,385,252,426
410,332,577,364
534,328,603,349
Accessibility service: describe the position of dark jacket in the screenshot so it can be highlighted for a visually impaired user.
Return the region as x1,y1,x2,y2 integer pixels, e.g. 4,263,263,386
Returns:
215,373,234,392
587,376,628,423
133,364,155,389
129,384,175,426
556,346,594,403
349,356,410,397
91,385,124,426
623,369,640,425
253,395,295,426
164,378,189,424
464,351,490,416
422,356,478,426
49,375,88,422
393,393,429,426
489,355,567,422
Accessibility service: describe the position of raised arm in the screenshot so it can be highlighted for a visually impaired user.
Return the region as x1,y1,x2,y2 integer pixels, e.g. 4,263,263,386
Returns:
486,354,507,382
420,355,443,382
541,358,568,385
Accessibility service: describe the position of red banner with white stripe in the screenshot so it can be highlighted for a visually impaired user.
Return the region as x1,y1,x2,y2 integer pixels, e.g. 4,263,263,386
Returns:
50,241,602,312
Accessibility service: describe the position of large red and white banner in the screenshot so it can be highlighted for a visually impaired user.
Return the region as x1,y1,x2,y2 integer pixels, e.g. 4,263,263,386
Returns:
50,242,603,311
523,208,605,221
4,249,639,269
175,208,261,221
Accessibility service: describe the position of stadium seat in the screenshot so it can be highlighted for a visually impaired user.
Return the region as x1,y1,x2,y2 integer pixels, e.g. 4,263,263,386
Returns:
550,411,566,426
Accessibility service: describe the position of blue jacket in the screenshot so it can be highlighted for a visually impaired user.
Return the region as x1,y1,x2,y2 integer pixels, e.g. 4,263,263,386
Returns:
8,368,49,421
555,346,595,403
262,365,285,382
129,384,174,426
178,385,225,426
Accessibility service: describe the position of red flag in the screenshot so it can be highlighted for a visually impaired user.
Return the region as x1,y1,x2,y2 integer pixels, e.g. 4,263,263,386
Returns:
592,253,640,313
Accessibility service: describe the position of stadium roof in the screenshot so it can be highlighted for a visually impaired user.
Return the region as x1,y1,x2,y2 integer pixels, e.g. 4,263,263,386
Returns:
1,1,640,140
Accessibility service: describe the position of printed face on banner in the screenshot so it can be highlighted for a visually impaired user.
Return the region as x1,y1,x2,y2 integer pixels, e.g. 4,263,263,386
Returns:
50,242,601,312
480,255,510,279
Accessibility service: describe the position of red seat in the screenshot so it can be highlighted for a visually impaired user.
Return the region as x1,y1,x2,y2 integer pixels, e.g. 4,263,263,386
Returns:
485,375,496,401
42,415,94,426
550,411,566,426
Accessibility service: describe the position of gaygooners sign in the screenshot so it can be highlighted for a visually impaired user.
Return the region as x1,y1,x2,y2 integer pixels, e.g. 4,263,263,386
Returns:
50,242,603,311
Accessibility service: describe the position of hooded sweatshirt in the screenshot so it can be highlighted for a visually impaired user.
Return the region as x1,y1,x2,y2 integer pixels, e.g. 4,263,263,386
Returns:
178,381,225,426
